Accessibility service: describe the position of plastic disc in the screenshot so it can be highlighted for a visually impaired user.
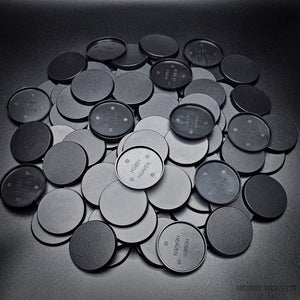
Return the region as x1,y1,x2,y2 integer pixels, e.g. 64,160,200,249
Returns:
7,87,51,124
10,122,53,162
243,175,287,220
157,221,207,273
206,207,253,256
1,165,46,207
170,104,215,140
69,221,116,271
195,160,240,205
116,146,164,189
47,52,87,83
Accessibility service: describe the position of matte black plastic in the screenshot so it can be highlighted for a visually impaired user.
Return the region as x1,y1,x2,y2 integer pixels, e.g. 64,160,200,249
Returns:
243,175,287,220
157,221,207,273
184,79,226,107
10,121,53,162
139,34,178,59
184,39,223,67
89,100,135,141
150,59,192,90
7,87,51,124
263,114,298,153
112,44,148,70
220,54,260,85
231,85,271,115
69,221,116,271
206,207,253,256
1,165,46,207
87,37,126,62
71,69,114,104
113,72,153,106
43,141,87,186
47,52,87,83
195,160,241,205
37,188,85,235
170,104,215,139
228,113,271,152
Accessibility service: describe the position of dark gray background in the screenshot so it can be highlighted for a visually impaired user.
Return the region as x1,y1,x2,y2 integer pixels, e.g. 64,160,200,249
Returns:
0,1,299,299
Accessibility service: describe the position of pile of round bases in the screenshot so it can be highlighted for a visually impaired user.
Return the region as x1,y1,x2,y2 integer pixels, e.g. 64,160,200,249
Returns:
1,35,297,273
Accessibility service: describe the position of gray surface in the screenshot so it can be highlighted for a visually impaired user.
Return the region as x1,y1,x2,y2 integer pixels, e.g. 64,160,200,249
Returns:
0,1,299,299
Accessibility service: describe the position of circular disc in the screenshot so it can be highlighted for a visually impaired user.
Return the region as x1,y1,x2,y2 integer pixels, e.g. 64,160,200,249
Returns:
157,221,207,273
191,67,216,81
31,212,71,246
1,165,46,207
123,129,169,161
47,52,87,83
87,37,126,62
165,130,208,165
243,175,287,219
134,116,170,137
260,152,285,174
81,163,117,206
7,87,51,124
99,181,148,227
207,125,223,154
37,188,85,235
221,138,265,174
263,114,298,153
111,205,157,244
69,221,116,271
146,165,191,211
186,190,210,213
89,100,134,141
116,146,164,189
10,122,53,162
184,39,223,67
50,125,74,145
220,54,260,85
184,79,226,107
43,141,87,186
180,93,220,122
139,34,179,59
112,44,148,70
138,93,177,119
139,217,174,267
172,207,209,228
63,129,106,166
38,80,56,98
113,72,153,106
170,104,215,139
195,160,241,205
206,207,253,256
231,85,271,115
71,69,114,104
150,59,192,90
56,86,93,121
228,113,271,152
